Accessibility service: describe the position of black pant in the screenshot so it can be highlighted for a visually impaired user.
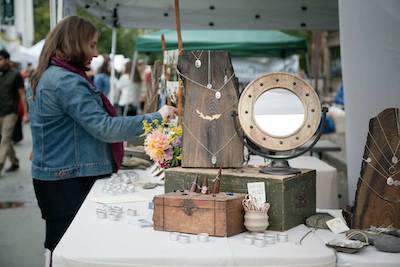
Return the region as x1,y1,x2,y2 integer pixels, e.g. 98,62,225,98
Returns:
33,176,104,250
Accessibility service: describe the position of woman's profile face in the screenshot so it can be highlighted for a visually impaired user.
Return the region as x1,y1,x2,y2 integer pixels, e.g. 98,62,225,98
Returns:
86,32,99,67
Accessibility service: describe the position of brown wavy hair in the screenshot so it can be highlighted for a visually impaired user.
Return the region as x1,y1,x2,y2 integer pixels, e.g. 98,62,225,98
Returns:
30,16,97,99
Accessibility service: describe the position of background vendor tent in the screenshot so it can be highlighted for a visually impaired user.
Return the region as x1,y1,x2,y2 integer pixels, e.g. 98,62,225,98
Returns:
135,30,307,58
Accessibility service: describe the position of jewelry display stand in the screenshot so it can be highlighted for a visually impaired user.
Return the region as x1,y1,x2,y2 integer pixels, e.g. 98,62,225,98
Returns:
346,108,400,229
143,60,162,114
177,50,243,168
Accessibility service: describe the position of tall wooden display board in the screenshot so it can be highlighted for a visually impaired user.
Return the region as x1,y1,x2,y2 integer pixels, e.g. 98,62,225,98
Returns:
177,51,243,168
143,60,162,114
350,108,400,229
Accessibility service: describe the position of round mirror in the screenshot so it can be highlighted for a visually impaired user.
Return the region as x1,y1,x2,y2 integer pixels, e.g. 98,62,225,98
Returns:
254,88,305,136
238,72,321,152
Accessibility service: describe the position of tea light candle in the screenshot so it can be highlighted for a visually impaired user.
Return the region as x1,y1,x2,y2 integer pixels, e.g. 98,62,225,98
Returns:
178,234,190,243
127,209,137,216
255,233,266,239
265,235,275,244
277,233,289,242
96,211,107,219
169,232,180,241
242,235,254,245
197,233,209,243
108,213,118,221
254,237,266,247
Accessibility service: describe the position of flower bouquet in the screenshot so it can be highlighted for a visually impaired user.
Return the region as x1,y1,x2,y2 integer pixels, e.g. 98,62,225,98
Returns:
141,117,182,169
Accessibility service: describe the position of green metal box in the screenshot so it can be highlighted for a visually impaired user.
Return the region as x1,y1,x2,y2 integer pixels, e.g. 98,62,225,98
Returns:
164,167,316,231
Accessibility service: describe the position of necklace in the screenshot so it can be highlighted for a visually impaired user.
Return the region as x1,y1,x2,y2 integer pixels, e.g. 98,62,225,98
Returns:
191,50,204,68
368,130,400,174
183,94,238,121
176,68,235,100
376,114,400,164
358,175,400,204
182,121,241,165
362,152,400,186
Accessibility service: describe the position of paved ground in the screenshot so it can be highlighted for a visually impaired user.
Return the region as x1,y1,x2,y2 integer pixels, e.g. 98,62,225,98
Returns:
0,123,46,267
0,123,349,267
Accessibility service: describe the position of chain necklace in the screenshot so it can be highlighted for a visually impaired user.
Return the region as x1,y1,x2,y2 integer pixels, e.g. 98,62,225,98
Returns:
182,121,241,165
376,114,400,164
368,130,400,174
362,149,400,186
358,175,400,204
191,50,204,68
183,95,238,121
176,68,235,100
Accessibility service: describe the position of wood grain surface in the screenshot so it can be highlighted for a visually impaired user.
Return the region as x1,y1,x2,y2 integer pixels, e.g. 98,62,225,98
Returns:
353,108,400,229
143,60,162,114
177,50,243,168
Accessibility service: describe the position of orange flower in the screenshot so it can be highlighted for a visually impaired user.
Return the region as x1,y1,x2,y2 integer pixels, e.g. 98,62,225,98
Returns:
144,130,171,163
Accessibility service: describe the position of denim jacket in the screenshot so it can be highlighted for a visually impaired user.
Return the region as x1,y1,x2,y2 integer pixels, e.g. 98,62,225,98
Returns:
27,62,162,181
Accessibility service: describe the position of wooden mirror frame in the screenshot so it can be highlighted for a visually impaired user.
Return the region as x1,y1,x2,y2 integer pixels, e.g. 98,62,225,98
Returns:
238,72,321,152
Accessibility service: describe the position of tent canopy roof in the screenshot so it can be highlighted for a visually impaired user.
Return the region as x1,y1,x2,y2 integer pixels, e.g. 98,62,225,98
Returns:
135,30,307,57
77,0,339,30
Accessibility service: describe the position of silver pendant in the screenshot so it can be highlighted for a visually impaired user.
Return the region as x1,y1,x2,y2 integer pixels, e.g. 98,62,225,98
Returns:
387,177,394,186
211,155,217,164
195,60,201,68
166,67,171,74
207,83,212,89
392,156,398,164
215,91,221,99
394,180,400,186
389,166,396,174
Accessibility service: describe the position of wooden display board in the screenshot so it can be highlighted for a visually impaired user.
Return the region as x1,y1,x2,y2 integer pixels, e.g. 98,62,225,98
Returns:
351,108,400,229
143,60,162,114
177,50,243,168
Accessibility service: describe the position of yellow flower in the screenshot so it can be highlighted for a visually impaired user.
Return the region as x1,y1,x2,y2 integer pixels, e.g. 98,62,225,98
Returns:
176,154,182,160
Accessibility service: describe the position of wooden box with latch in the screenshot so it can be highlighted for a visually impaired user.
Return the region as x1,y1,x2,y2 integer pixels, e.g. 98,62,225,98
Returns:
152,191,246,237
164,167,316,231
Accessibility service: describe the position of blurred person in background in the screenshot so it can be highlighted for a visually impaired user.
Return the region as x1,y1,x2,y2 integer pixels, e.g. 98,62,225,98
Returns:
0,50,29,176
93,56,110,96
116,60,144,116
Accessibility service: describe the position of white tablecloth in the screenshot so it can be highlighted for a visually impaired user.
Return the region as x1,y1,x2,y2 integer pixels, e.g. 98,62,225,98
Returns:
52,169,336,267
315,209,400,267
247,156,339,209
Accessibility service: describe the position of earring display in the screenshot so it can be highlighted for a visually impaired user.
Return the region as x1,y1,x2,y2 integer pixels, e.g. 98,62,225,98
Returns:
177,50,243,168
349,108,400,230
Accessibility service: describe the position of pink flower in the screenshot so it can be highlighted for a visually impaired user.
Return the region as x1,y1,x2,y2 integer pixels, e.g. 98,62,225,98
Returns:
144,130,171,163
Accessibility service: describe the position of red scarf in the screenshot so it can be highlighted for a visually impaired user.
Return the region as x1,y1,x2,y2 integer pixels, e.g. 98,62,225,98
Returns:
51,55,123,172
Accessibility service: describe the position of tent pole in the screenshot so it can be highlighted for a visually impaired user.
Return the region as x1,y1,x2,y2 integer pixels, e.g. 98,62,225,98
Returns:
49,0,57,30
175,0,183,121
57,0,63,23
161,34,171,106
110,26,117,105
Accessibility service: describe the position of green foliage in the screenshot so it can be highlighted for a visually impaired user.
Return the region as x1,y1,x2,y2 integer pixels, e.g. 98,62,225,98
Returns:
32,1,141,59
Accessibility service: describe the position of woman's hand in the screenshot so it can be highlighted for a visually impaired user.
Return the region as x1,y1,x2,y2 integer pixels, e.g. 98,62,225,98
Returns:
158,105,179,119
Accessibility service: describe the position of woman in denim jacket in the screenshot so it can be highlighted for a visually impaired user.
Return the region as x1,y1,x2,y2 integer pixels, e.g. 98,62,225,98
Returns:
28,16,177,252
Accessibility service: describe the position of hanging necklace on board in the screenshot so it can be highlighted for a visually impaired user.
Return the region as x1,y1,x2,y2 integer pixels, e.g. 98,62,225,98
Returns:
376,112,400,165
191,50,204,68
182,121,241,165
183,94,238,121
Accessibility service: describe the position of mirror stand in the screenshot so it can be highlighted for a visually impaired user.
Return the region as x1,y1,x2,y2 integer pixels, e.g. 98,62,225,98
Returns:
232,107,328,175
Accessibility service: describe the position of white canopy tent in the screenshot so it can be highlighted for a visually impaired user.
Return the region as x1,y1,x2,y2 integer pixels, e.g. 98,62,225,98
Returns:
50,0,400,205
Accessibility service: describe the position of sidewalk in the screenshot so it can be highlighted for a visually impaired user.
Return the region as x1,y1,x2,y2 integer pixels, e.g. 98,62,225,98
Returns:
0,123,46,267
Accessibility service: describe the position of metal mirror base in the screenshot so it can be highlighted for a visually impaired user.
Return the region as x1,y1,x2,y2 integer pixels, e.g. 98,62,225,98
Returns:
259,159,301,175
